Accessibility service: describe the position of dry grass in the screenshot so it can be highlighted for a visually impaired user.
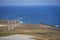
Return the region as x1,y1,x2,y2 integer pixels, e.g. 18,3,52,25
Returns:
0,25,60,40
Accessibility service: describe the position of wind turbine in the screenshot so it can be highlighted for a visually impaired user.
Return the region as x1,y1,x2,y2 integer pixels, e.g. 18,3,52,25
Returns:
13,17,24,28
6,16,11,32
12,16,26,29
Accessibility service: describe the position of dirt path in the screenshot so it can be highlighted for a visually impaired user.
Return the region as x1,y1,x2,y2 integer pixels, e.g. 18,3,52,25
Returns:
0,34,35,40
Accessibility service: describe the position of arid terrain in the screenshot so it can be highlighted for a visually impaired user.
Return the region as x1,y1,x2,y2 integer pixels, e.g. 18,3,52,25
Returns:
0,20,60,40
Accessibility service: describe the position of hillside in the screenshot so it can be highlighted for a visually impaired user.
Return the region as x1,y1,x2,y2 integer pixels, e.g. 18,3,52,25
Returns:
0,20,59,31
0,20,60,40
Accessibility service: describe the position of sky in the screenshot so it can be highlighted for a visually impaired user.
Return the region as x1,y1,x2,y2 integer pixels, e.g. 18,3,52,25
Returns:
0,0,60,6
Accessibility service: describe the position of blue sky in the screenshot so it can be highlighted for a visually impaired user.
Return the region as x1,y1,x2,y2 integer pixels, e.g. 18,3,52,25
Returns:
0,0,60,6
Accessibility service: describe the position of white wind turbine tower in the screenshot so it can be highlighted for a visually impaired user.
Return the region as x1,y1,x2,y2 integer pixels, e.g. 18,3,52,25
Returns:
11,19,17,30
6,16,11,32
8,21,10,31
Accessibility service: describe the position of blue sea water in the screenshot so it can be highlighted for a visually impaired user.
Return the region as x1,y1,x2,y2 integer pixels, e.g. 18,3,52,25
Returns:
0,6,60,26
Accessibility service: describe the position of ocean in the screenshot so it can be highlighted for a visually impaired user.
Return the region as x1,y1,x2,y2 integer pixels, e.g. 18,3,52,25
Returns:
0,6,60,26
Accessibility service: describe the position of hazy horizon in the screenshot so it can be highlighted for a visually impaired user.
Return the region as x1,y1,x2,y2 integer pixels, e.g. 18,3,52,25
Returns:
0,0,60,6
